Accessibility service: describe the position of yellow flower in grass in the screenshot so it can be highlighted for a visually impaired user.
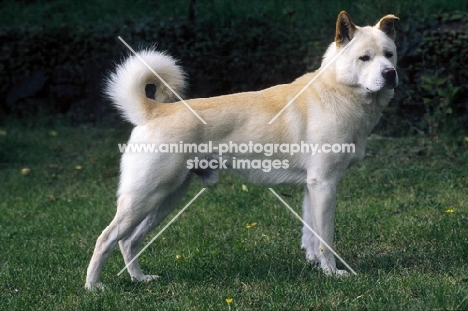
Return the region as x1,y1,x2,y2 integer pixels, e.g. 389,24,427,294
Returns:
21,168,31,176
176,254,181,260
225,298,233,304
445,209,454,213
246,222,257,229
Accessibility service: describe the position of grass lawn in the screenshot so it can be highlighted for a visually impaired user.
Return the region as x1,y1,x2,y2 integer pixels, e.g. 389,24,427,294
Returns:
0,118,467,310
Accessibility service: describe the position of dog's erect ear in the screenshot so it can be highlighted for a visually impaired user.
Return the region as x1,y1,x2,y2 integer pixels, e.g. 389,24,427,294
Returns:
376,14,399,40
335,11,357,47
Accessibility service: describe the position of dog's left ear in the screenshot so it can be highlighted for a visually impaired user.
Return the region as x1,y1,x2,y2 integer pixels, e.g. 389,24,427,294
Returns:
376,14,399,40
335,11,357,47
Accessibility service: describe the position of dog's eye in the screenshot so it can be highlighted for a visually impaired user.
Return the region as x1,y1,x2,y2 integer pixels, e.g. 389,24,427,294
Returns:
385,51,393,58
359,55,370,62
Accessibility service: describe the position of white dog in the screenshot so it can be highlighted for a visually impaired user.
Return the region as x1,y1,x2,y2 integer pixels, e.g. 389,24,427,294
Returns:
85,11,398,290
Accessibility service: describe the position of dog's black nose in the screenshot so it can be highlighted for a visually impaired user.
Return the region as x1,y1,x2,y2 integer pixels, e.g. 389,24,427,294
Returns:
382,68,397,87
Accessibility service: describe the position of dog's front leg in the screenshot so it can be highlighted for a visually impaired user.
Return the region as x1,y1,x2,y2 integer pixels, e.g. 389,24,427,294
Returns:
301,187,319,265
304,174,348,275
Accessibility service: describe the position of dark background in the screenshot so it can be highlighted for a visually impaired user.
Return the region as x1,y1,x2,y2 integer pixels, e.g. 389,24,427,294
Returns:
1,0,467,137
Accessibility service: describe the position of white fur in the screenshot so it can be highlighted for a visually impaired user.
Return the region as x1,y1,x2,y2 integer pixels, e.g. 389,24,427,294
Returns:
85,12,398,290
106,50,186,125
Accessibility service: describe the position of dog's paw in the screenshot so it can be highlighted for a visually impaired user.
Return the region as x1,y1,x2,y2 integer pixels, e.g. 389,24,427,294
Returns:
131,274,160,283
85,282,105,291
301,246,320,265
334,269,350,276
322,268,350,277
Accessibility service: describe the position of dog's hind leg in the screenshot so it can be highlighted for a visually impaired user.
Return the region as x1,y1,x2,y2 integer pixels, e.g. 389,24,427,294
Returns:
85,152,190,290
85,189,177,290
118,176,192,282
85,197,149,290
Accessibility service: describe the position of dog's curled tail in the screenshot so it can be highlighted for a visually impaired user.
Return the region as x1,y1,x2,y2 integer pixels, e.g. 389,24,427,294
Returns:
105,50,186,125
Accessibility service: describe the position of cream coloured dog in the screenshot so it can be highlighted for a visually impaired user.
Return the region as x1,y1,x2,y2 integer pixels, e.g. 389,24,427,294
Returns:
85,11,398,290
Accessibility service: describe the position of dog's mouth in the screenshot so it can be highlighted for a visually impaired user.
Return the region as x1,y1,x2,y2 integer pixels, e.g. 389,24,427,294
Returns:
366,83,397,93
365,87,378,93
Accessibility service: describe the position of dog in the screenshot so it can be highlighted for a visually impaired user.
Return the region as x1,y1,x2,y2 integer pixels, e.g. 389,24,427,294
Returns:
85,11,398,290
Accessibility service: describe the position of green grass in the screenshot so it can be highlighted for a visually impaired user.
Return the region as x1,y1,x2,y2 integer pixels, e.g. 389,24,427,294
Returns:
1,118,467,310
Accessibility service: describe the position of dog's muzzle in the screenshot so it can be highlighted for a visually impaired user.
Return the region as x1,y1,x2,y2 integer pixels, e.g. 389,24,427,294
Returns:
382,68,398,88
